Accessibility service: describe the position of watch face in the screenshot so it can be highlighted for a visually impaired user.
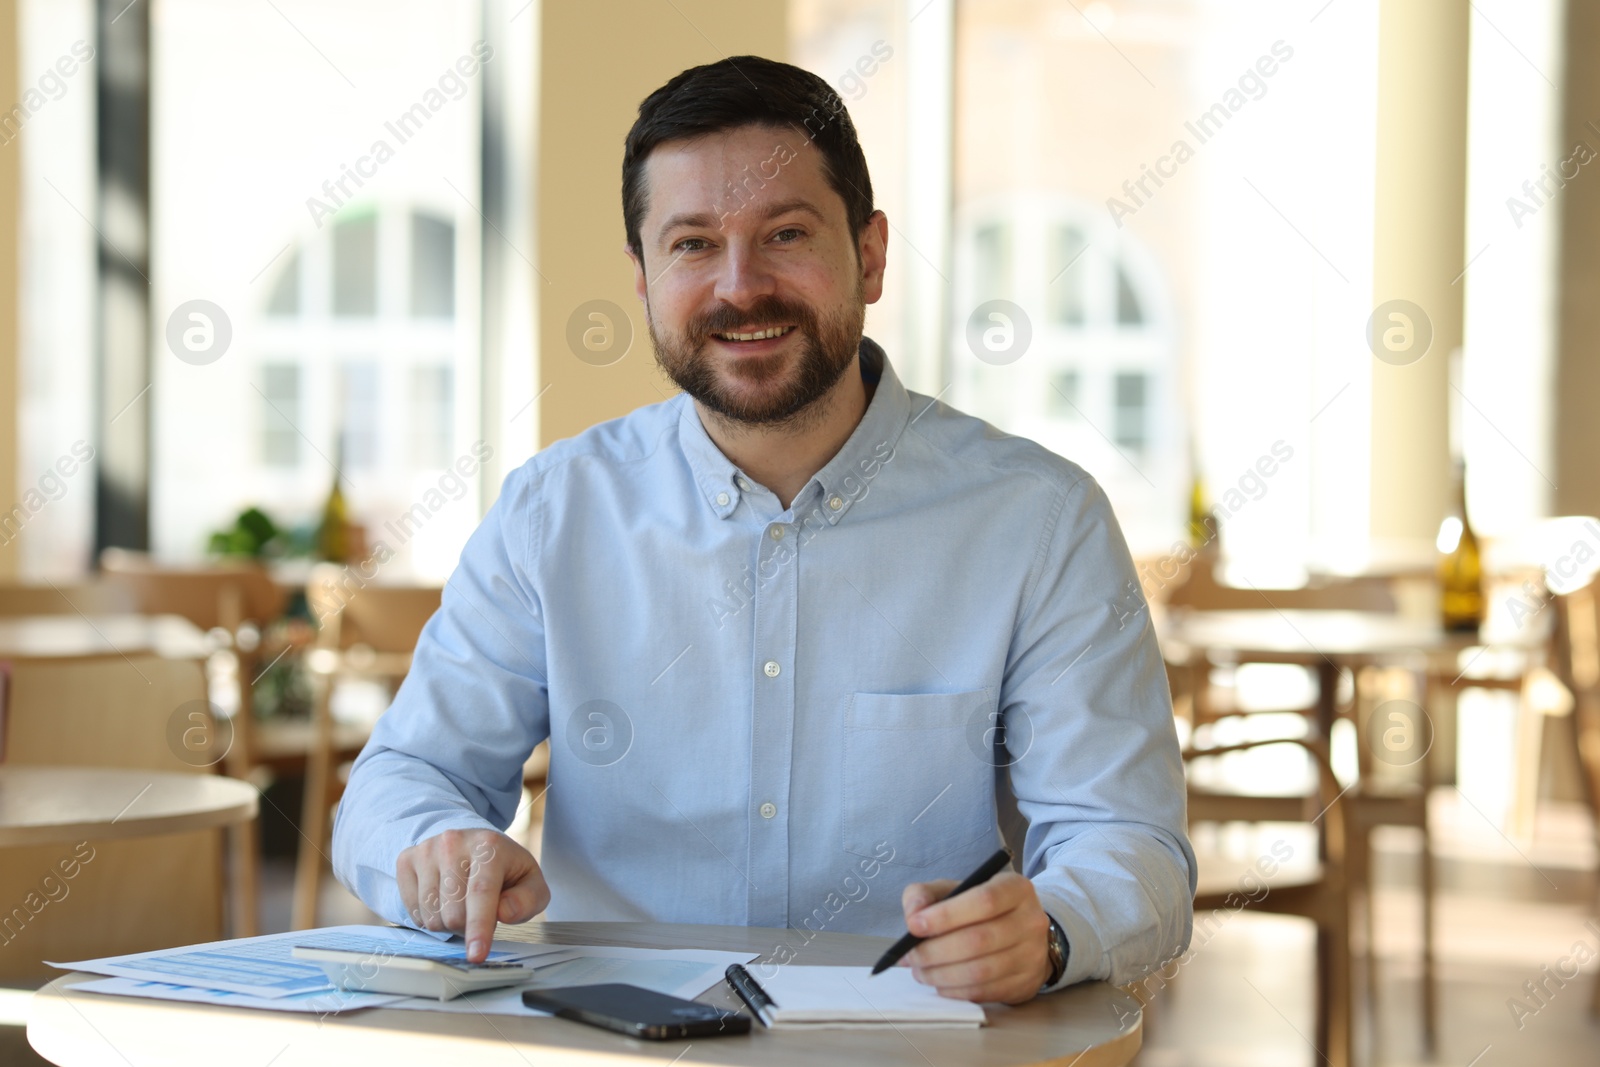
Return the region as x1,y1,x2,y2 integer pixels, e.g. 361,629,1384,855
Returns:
1044,918,1068,986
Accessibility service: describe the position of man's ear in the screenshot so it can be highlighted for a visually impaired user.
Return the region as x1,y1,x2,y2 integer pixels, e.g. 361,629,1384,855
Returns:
859,209,889,305
624,242,649,307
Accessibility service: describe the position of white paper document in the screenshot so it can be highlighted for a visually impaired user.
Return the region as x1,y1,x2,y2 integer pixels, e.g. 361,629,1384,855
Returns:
71,976,409,1014
49,925,572,1000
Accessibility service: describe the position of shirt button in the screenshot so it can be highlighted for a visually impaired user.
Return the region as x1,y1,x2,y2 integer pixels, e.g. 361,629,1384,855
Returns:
736,477,752,491
768,524,785,541
828,496,843,510
759,802,777,819
716,492,730,506
762,660,781,678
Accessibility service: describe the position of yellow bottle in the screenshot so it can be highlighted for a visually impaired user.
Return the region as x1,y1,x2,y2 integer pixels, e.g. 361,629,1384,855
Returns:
318,437,350,564
1436,459,1484,633
1187,454,1216,552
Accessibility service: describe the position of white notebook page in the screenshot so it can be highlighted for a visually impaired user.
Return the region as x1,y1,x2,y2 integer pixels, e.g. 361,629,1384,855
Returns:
756,966,986,1028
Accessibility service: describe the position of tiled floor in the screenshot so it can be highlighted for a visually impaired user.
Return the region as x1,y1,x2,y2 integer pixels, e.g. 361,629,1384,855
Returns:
8,793,1597,1066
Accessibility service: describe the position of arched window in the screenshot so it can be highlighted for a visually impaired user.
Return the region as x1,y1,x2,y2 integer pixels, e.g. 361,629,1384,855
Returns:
257,206,459,476
238,203,477,578
951,194,1183,546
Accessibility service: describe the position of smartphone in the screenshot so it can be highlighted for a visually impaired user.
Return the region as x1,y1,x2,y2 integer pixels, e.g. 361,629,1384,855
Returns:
521,983,752,1040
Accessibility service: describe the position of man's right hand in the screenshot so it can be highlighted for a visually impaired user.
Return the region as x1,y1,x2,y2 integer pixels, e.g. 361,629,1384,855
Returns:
396,829,550,962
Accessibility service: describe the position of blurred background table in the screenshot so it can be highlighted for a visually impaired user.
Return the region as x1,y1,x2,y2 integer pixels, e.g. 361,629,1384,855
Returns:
0,614,212,662
1159,608,1487,740
0,766,257,848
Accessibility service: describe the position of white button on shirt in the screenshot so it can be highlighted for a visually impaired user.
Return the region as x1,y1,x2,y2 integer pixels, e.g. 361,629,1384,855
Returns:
760,802,777,819
333,337,1196,991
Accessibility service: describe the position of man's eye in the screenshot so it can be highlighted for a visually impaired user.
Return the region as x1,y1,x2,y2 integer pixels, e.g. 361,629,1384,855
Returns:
674,237,709,253
773,228,804,243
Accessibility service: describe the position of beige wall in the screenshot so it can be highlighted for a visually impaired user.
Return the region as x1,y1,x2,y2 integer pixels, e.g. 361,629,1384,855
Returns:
0,0,18,577
1553,0,1600,518
1369,0,1470,547
536,0,789,448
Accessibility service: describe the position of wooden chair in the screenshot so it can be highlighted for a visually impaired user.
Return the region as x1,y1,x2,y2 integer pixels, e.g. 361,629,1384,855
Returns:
0,655,236,984
1184,736,1353,1067
1162,565,1445,1049
293,566,440,929
1165,564,1399,727
97,549,286,936
1546,570,1600,1017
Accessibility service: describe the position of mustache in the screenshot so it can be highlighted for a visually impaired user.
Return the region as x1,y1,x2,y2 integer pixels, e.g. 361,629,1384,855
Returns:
690,296,817,339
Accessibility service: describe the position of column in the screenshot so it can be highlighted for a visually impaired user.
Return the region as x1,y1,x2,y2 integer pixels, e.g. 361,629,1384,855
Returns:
535,0,789,448
1368,0,1470,550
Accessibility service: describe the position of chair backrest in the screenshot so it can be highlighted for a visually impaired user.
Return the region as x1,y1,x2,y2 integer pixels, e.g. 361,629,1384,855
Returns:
100,548,285,632
306,563,441,654
2,654,214,769
0,654,226,982
0,582,139,616
1167,562,1397,613
1182,737,1348,870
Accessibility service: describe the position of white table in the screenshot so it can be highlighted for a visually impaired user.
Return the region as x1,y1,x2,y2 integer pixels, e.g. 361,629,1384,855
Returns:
31,921,1143,1066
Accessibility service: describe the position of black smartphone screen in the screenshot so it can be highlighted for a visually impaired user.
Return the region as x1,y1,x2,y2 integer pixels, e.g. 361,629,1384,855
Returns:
521,983,752,1040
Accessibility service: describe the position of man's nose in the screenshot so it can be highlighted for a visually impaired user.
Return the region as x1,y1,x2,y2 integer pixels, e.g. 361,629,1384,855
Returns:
713,243,778,308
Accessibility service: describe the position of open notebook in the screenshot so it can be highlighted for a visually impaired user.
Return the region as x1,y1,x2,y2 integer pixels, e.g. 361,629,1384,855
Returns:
725,964,986,1029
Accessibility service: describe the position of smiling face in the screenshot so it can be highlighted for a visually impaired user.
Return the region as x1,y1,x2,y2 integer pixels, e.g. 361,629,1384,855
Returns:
627,124,887,428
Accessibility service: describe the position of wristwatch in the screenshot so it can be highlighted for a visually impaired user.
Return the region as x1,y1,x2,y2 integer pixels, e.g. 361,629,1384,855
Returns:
1042,915,1069,989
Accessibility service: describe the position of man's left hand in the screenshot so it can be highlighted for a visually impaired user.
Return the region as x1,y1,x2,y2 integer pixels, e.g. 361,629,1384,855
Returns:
899,871,1053,1004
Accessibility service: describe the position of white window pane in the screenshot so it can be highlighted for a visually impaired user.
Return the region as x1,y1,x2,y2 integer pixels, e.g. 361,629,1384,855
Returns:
266,250,300,317
261,364,301,467
409,364,454,468
332,214,378,318
410,212,455,318
339,361,380,469
1048,225,1087,327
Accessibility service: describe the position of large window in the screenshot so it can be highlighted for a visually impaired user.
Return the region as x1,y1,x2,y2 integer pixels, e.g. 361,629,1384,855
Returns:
149,0,486,578
948,0,1381,564
15,0,97,578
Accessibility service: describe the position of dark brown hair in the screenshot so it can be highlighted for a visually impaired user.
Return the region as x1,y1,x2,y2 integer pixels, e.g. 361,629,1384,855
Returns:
622,55,874,260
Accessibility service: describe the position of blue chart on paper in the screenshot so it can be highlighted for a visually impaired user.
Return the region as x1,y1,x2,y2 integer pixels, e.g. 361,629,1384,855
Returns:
127,930,516,996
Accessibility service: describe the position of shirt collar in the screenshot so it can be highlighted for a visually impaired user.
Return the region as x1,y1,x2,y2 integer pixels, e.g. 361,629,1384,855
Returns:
677,335,912,523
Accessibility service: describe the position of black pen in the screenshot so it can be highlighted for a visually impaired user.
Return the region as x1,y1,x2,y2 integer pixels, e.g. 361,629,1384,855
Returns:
870,847,1012,975
725,963,777,1026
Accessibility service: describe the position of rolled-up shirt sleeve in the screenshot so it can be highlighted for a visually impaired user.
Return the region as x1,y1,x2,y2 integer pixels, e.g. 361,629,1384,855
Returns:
1002,472,1196,989
331,463,551,929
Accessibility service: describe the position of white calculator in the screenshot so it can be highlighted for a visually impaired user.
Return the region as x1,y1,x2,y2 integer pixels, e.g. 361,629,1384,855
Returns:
292,946,535,1001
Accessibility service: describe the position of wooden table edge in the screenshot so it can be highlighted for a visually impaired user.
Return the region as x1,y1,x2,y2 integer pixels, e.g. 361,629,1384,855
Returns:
0,772,259,848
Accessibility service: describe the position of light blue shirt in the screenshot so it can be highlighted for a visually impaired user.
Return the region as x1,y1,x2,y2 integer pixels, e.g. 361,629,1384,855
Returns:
333,338,1195,988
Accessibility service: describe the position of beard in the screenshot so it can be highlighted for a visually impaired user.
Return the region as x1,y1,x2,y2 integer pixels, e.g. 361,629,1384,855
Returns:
648,286,865,428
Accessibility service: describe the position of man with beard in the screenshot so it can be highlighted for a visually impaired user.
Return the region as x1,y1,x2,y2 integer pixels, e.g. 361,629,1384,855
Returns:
333,55,1194,1005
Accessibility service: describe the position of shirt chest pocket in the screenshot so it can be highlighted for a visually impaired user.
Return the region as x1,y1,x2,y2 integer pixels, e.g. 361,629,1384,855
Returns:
841,688,1000,869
